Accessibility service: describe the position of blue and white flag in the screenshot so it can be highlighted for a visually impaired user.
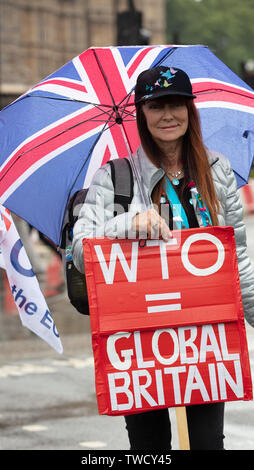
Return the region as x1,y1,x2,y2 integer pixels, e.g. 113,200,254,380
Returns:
0,205,63,354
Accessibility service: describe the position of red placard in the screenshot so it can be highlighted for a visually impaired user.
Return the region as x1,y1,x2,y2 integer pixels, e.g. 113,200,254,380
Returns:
83,227,252,416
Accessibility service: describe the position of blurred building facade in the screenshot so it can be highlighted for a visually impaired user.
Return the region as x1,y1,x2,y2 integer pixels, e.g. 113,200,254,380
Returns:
0,0,166,109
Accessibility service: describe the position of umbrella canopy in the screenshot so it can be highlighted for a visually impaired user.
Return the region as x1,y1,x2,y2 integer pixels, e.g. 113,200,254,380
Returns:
0,45,253,246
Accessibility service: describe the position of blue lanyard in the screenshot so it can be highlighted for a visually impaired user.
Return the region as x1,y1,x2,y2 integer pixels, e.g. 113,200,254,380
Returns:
164,176,189,229
164,176,212,229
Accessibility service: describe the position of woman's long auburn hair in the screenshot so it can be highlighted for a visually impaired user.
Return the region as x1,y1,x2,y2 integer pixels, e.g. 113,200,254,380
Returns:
136,98,220,225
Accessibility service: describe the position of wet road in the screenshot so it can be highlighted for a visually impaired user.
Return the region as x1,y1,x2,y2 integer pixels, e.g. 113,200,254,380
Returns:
1,325,254,451
1,216,254,450
0,333,131,450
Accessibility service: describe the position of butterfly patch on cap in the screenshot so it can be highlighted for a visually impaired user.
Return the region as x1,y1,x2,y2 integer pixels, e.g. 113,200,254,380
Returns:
134,66,196,104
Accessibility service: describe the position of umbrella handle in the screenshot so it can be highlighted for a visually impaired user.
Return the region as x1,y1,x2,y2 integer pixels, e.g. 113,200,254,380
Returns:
128,155,149,209
119,125,148,209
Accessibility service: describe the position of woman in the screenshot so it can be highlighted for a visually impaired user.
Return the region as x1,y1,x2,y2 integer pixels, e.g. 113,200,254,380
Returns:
72,66,254,450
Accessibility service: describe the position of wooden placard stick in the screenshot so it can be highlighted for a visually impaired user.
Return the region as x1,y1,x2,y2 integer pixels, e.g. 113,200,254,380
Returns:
175,406,190,450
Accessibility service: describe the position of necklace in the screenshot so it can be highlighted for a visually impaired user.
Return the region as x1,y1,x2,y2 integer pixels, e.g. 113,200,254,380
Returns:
166,168,183,178
164,168,183,186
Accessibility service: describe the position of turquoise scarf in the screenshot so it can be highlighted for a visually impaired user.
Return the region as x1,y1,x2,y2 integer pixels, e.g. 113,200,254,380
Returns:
164,176,212,229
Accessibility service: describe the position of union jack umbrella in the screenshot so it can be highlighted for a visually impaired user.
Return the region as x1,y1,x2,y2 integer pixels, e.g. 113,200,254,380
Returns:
0,45,254,246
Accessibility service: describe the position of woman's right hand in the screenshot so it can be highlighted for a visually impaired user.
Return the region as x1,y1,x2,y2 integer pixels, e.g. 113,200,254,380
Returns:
132,208,172,242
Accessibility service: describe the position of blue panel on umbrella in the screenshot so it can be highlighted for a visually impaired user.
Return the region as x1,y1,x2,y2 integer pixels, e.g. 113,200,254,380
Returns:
160,45,253,91
0,98,85,164
118,46,144,67
198,107,254,185
4,132,100,244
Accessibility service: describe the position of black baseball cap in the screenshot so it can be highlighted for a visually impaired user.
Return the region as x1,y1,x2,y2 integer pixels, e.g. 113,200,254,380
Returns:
134,66,196,104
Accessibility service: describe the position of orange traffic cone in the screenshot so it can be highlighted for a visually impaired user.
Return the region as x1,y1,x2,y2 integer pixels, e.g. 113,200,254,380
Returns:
44,253,64,297
240,182,254,215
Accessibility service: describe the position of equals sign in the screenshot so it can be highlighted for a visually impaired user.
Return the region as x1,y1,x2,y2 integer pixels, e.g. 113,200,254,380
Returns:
145,292,181,313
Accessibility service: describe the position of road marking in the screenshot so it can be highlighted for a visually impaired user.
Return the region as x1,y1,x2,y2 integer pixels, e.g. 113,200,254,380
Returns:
52,357,94,368
0,363,56,378
22,424,48,432
79,441,107,448
0,357,94,379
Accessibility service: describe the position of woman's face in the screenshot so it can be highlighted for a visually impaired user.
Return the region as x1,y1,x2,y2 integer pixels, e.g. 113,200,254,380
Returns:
142,96,189,147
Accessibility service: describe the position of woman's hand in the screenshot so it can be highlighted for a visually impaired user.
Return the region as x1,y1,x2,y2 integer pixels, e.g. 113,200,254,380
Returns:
132,208,172,242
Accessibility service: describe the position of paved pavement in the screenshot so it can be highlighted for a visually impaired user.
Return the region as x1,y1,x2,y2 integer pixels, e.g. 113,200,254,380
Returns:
1,215,254,451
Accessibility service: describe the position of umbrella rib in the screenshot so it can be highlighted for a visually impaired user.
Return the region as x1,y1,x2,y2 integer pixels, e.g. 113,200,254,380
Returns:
152,47,178,67
195,89,254,98
104,121,120,132
58,124,111,245
120,107,136,118
25,94,114,118
195,90,221,96
63,111,136,241
92,49,119,111
64,114,114,205
117,89,134,109
66,106,130,199
90,104,114,119
26,93,112,107
119,93,134,119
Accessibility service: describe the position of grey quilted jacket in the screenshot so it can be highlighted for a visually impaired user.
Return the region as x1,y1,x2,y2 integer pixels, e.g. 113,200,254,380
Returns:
72,145,254,327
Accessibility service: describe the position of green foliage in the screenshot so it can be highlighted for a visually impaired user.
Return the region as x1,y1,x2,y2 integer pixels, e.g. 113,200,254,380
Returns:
166,0,254,75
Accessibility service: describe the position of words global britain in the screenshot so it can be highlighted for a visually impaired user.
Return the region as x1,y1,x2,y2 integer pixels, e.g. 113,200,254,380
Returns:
83,227,252,416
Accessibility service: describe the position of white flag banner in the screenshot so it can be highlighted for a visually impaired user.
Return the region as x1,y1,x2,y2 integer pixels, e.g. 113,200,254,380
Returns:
0,216,5,269
0,205,63,354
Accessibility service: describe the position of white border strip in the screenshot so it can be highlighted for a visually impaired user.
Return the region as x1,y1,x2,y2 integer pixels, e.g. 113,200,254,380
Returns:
196,100,254,114
192,78,254,97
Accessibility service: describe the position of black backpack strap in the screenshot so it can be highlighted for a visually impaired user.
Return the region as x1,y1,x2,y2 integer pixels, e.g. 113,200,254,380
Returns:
108,158,134,215
60,188,88,248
